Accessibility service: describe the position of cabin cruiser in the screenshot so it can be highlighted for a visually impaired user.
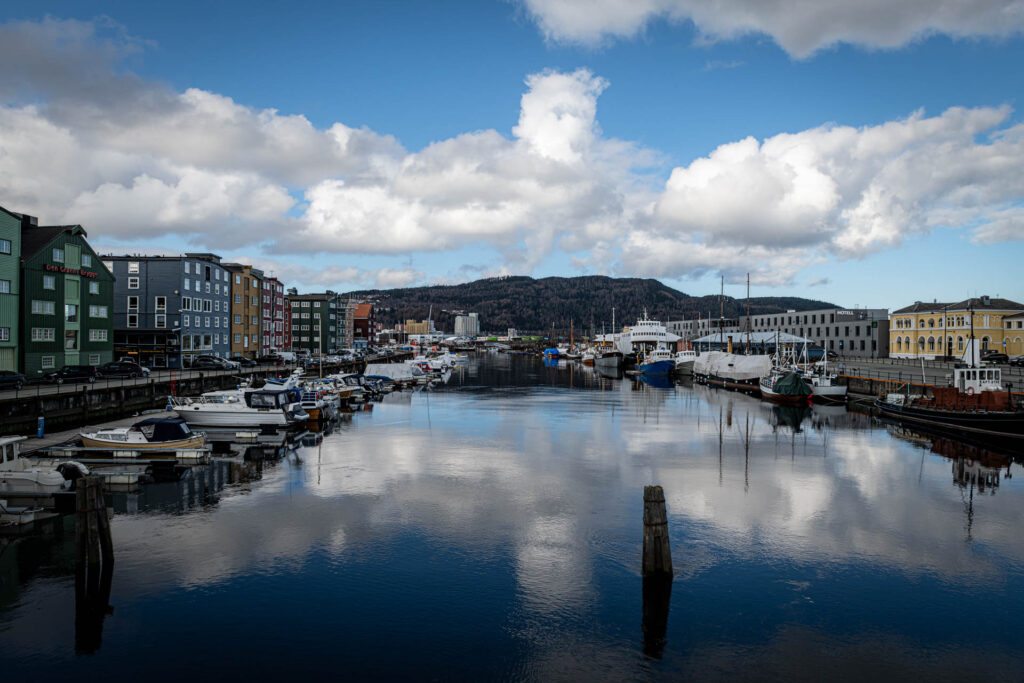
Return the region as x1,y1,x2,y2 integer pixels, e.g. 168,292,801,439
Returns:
0,436,73,494
172,388,308,428
81,417,206,449
674,349,697,376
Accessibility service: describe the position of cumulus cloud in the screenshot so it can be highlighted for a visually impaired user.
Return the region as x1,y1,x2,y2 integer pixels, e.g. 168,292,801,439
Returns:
520,0,1024,57
1,17,1022,292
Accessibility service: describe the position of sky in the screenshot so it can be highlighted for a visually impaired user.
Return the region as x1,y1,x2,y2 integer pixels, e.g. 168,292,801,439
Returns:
1,0,1023,309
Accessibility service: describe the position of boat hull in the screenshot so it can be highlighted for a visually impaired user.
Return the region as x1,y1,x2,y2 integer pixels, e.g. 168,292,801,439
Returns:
699,374,762,394
811,384,848,403
81,434,206,449
875,400,1024,441
176,408,292,428
638,360,675,376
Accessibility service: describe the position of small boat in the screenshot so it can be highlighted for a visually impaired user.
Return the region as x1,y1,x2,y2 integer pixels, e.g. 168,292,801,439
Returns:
637,345,676,376
759,370,813,406
0,436,70,493
81,417,206,449
595,350,623,369
172,388,308,428
581,349,596,366
674,349,697,376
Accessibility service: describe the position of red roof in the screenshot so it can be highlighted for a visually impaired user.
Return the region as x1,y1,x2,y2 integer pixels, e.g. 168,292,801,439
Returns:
354,303,373,319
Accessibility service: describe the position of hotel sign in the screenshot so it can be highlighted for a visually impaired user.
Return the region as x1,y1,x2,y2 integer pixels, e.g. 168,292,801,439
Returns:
45,264,98,279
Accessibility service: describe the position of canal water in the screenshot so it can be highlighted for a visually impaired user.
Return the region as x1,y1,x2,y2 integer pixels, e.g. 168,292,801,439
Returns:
2,353,1023,681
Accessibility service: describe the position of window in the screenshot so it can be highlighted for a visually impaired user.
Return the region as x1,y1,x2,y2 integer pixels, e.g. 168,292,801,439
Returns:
194,279,200,291
214,317,220,328
234,334,241,343
31,300,55,315
155,314,166,328
234,294,242,304
205,282,211,294
155,296,166,311
214,300,220,312
184,279,190,291
223,317,227,328
64,330,78,350
205,317,210,327
0,279,8,294
53,248,64,263
127,314,138,328
82,254,92,267
234,314,241,324
235,275,241,284
41,356,55,370
251,316,258,325
88,305,108,318
89,329,108,342
127,296,139,311
183,314,189,327
185,262,191,275
0,327,6,342
64,304,78,323
128,261,139,274
31,328,55,342
88,353,100,365
42,275,55,290
214,334,220,345
203,300,212,312
205,266,211,281
128,277,139,289
0,239,10,254
89,282,99,295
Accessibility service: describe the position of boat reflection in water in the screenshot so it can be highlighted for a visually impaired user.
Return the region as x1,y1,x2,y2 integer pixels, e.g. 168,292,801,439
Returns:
771,404,812,433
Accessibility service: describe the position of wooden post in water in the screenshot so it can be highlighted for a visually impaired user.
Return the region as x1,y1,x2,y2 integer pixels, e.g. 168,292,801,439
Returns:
75,475,115,654
642,485,672,577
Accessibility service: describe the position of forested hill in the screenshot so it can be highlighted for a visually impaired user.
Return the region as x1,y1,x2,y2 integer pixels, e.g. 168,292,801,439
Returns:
345,276,837,334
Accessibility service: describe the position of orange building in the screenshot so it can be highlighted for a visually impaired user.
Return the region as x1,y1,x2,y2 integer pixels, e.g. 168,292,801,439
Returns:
224,264,263,359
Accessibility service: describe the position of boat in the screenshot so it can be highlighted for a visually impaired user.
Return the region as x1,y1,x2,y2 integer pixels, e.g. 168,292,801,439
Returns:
172,388,309,428
875,366,1024,442
298,388,335,421
581,349,596,366
595,350,623,369
0,436,71,494
759,370,813,406
693,351,772,393
637,345,676,376
804,364,848,403
674,349,697,376
81,417,206,449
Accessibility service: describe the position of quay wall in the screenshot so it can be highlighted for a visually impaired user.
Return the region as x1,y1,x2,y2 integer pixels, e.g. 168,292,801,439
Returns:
0,353,412,436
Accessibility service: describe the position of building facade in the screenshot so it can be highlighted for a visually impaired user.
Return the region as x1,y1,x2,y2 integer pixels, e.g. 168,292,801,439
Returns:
353,302,375,348
226,264,263,359
20,224,114,376
0,207,22,371
261,275,285,354
454,313,480,336
282,297,292,351
104,253,231,368
889,297,1024,359
667,307,889,358
288,292,342,355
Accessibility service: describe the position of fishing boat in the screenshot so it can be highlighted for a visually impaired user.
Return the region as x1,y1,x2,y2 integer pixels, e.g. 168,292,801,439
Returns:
81,417,206,449
595,350,623,369
637,345,676,376
759,370,813,406
581,349,596,366
674,349,697,376
875,366,1024,442
804,366,848,403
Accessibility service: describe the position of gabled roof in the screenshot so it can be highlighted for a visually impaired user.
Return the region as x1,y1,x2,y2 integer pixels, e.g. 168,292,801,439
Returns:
354,303,373,318
21,225,87,261
892,297,1024,315
892,301,954,315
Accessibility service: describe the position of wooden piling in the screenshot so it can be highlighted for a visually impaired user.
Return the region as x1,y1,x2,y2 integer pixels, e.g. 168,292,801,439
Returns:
642,485,672,577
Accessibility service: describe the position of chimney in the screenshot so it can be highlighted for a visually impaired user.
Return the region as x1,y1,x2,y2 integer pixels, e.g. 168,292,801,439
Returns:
982,295,991,306
17,213,38,229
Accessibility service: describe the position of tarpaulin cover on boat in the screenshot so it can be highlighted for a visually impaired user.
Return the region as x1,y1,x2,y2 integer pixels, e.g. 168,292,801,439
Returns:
132,418,193,442
772,371,812,397
364,363,418,380
693,351,772,380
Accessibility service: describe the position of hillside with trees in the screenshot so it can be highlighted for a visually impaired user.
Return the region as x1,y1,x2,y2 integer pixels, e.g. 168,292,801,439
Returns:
346,276,836,335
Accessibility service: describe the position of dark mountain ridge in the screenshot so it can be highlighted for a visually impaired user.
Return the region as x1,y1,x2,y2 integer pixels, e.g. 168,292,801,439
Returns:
345,275,837,334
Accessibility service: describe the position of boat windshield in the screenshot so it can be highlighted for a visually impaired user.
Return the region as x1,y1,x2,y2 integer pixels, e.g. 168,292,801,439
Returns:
247,392,284,409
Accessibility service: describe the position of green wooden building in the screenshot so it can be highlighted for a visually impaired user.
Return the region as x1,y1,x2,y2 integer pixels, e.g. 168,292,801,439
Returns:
0,207,21,371
20,223,114,377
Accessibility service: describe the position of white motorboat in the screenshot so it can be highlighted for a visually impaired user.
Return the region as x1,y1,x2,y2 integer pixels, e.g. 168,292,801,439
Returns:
0,436,69,493
172,388,308,428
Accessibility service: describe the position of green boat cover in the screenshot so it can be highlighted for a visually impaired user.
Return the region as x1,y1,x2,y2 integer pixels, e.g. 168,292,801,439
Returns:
773,371,812,397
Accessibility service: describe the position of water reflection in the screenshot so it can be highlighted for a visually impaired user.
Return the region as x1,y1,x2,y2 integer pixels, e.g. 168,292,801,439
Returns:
2,354,1023,680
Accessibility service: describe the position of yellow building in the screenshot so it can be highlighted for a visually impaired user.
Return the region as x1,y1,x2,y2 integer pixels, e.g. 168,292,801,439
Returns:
889,296,1024,359
405,319,434,335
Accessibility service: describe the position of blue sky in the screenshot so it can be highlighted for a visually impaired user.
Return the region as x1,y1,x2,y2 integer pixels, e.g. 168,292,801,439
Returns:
2,1,1023,309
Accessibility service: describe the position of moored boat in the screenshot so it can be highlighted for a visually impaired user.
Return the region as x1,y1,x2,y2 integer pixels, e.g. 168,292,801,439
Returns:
674,349,697,376
637,346,676,376
81,417,206,449
759,371,813,406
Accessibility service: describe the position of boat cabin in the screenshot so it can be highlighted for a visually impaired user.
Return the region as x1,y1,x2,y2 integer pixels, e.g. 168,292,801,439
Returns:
244,390,294,410
951,367,1003,394
0,436,27,466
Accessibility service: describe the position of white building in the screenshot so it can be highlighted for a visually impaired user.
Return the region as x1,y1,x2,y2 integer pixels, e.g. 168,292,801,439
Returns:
454,313,480,336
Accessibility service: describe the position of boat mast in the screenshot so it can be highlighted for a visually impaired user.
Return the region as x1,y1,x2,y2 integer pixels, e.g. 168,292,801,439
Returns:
969,299,976,368
719,275,724,352
746,272,751,354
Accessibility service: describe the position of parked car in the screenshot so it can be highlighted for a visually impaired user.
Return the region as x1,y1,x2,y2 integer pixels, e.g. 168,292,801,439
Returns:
1010,355,1024,367
257,354,283,363
98,360,149,378
981,352,1009,364
0,370,27,390
190,356,234,370
236,357,258,367
41,365,102,384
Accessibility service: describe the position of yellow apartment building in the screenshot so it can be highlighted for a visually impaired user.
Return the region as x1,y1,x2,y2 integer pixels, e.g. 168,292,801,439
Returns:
889,296,1024,359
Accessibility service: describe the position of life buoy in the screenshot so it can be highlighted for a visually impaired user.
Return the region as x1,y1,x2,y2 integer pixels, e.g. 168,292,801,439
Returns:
966,386,975,395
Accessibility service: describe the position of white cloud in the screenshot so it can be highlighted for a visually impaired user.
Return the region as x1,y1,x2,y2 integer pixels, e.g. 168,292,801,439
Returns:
520,0,1024,57
1,17,1022,291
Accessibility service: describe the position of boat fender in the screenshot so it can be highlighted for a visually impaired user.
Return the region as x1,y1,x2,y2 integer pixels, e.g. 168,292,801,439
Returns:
966,386,975,396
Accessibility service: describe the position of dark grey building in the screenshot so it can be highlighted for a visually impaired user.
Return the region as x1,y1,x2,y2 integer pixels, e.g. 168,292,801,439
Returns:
102,253,232,368
668,306,890,358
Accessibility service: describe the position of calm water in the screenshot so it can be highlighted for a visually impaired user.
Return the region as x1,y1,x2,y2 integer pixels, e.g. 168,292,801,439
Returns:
2,353,1023,681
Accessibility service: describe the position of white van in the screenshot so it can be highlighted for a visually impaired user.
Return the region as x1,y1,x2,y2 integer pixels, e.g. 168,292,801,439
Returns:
277,351,297,363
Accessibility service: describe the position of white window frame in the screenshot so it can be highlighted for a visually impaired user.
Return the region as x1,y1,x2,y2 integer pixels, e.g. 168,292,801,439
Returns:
41,356,55,370
128,277,139,289
127,314,138,328
127,261,139,274
127,296,139,312
53,248,64,263
88,281,99,295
